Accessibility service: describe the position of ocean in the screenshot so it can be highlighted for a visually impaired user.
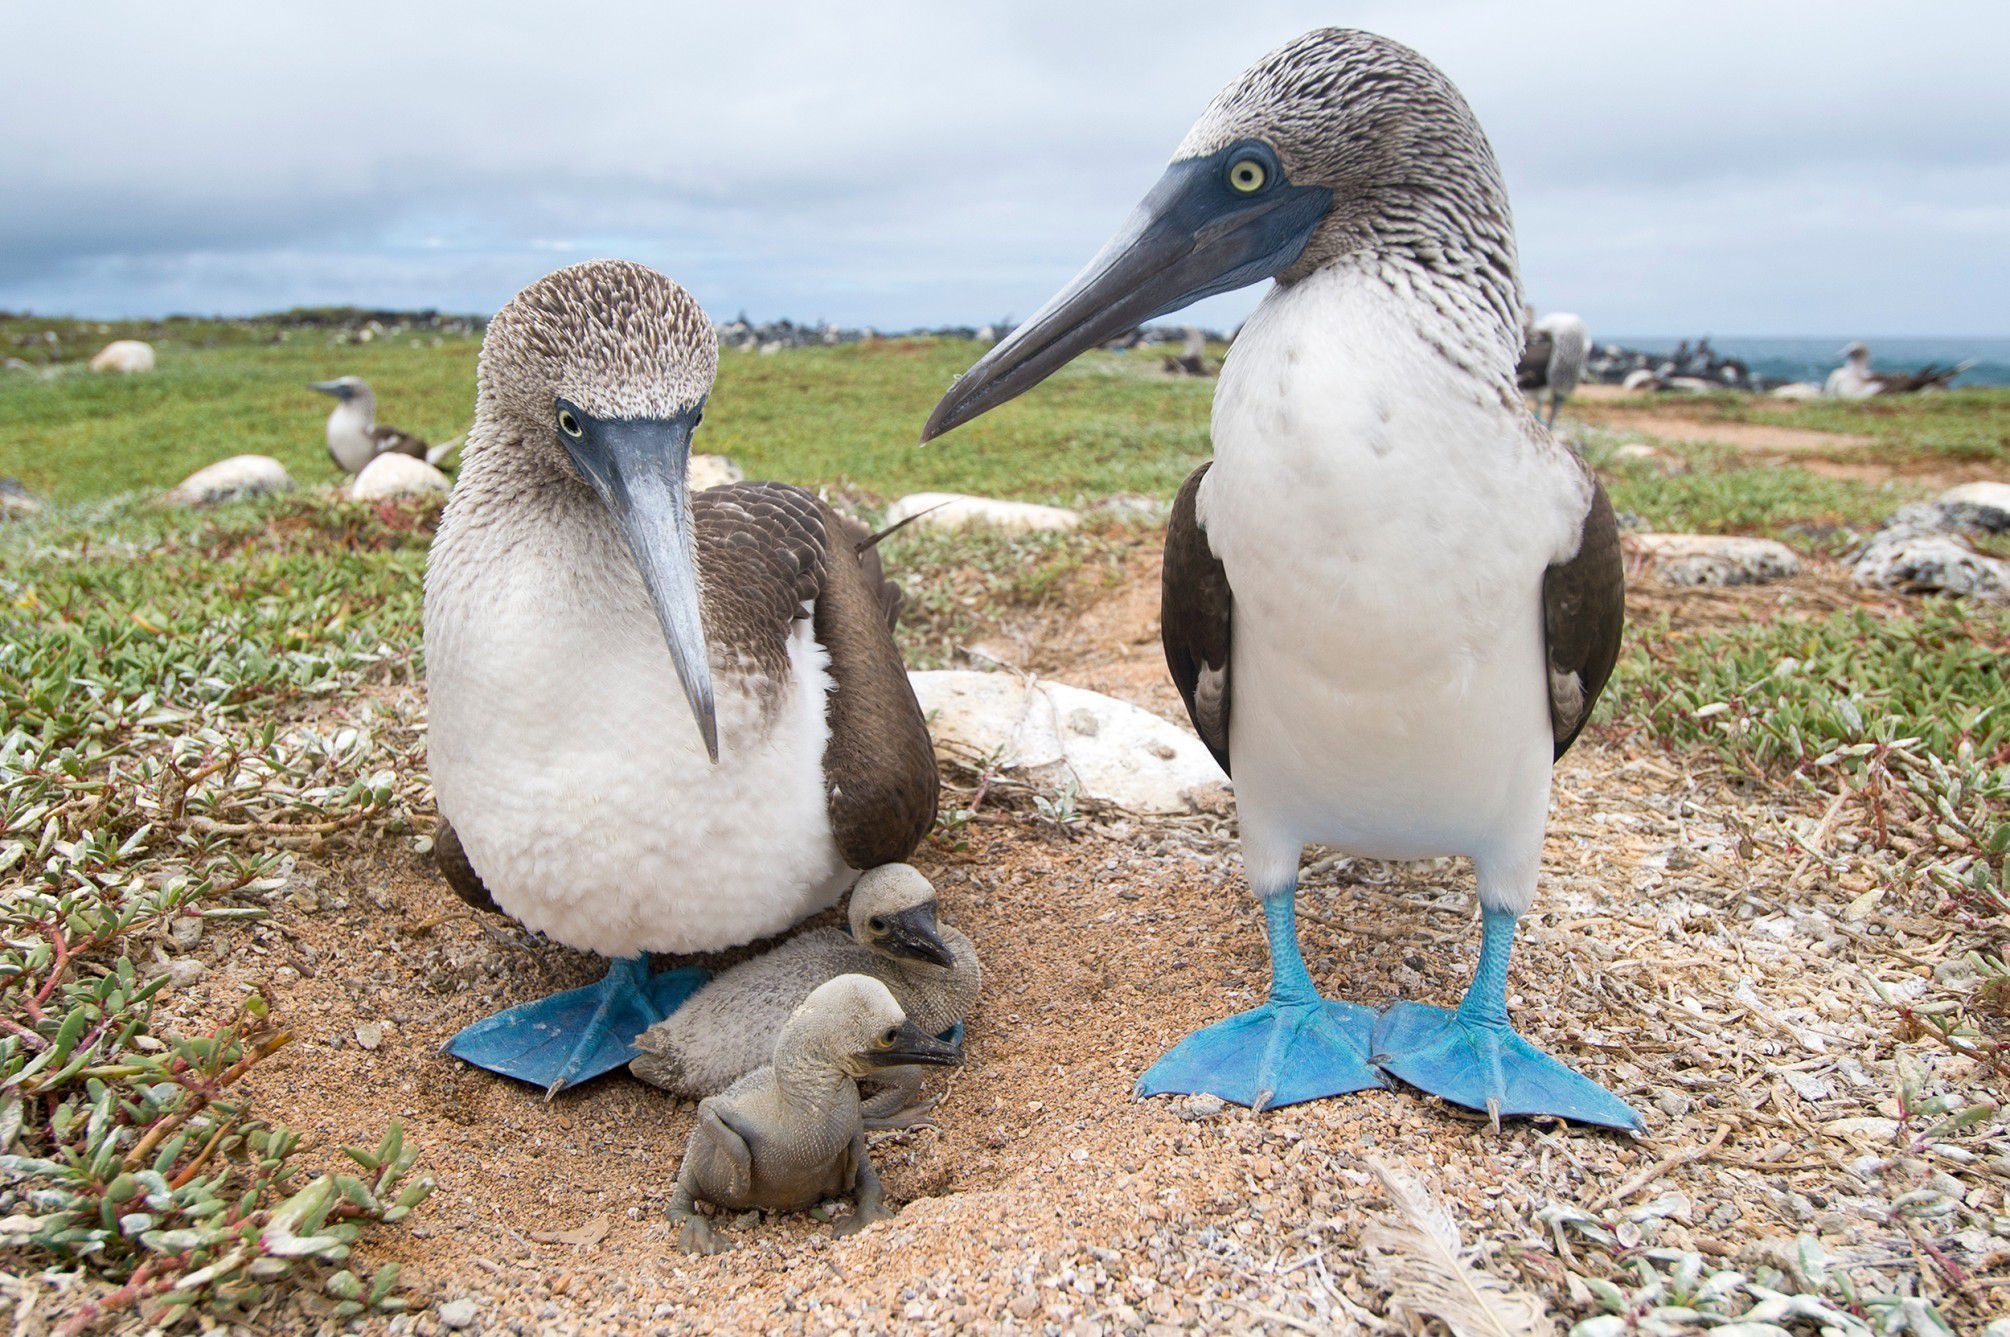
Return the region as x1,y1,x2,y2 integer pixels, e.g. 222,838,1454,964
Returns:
1604,336,2010,388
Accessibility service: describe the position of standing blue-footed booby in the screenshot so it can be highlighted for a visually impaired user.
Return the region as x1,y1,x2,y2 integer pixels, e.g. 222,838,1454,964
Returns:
425,260,937,1093
923,29,1637,1129
308,376,431,473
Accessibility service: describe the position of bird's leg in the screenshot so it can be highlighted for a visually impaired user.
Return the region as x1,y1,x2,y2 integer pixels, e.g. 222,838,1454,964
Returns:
835,1132,894,1237
443,954,709,1094
1136,884,1383,1111
859,1066,940,1130
668,1177,729,1255
1371,907,1643,1131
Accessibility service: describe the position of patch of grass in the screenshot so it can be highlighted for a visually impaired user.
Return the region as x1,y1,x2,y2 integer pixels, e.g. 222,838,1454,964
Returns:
1,334,1213,506
1588,439,1928,543
1651,389,2010,464
1614,602,2008,927
1,497,435,1328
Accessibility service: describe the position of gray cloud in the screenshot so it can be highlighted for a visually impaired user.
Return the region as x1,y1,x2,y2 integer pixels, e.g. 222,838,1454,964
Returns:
4,1,2004,333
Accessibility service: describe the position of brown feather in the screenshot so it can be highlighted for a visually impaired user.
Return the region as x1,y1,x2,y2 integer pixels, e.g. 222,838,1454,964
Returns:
1542,465,1624,760
433,818,499,914
1160,463,1233,775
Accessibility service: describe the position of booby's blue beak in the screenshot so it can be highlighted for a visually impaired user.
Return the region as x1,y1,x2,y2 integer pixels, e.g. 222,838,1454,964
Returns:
308,380,353,400
922,141,1331,441
555,399,719,763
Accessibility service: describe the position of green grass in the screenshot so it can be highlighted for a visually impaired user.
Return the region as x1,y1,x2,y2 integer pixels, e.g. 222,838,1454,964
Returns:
1643,388,2010,464
1,332,1214,506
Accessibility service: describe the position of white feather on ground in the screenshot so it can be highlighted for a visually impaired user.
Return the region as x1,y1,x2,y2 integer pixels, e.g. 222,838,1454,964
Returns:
1363,1158,1558,1337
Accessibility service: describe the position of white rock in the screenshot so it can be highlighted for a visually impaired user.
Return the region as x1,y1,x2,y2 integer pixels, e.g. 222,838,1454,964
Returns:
437,1298,478,1329
909,669,1224,814
1935,481,2010,532
1631,533,1801,586
1621,368,1661,392
884,492,1080,535
1853,533,2008,601
687,453,744,491
354,1022,384,1051
88,339,155,373
348,452,450,501
1768,382,1823,400
167,455,292,506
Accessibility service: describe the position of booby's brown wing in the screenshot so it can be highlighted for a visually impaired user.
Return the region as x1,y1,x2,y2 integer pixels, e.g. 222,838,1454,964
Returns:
433,818,499,914
1543,463,1624,760
370,425,429,460
1161,463,1233,775
695,482,938,870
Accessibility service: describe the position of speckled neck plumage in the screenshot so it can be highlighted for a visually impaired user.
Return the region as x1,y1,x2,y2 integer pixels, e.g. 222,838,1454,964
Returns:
1181,28,1524,391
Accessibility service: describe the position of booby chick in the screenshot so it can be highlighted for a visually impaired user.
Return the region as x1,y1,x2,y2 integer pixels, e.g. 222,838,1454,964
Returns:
922,29,1638,1129
309,376,430,473
425,261,938,1092
631,863,979,1124
667,974,961,1254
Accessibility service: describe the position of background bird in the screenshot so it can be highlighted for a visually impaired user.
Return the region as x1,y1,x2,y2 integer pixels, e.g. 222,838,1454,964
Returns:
309,375,434,473
1516,309,1588,425
424,260,938,1093
922,28,1638,1129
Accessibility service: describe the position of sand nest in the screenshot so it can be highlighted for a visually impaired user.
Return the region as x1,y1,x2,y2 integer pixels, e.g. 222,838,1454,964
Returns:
41,553,2005,1333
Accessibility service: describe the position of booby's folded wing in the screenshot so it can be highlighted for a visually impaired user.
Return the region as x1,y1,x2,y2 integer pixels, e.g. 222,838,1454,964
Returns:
1161,463,1233,775
433,818,499,914
1542,463,1624,761
370,424,430,460
694,1099,755,1202
693,482,937,869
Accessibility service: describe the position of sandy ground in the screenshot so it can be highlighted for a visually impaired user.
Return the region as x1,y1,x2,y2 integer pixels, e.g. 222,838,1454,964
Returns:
113,537,2008,1334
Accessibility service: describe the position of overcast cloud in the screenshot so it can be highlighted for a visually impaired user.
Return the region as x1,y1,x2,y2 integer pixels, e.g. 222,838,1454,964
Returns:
4,1,2005,334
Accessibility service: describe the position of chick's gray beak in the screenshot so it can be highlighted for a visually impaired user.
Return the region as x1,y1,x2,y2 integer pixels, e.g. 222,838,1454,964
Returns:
865,1019,964,1069
921,144,1331,441
557,401,718,762
880,903,956,969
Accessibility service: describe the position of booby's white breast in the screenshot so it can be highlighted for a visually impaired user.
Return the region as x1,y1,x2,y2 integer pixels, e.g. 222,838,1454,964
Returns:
424,492,850,957
1201,265,1591,906
326,401,379,472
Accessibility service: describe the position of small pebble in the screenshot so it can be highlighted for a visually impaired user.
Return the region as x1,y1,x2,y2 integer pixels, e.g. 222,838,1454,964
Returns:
165,959,207,989
167,915,203,950
436,1298,478,1329
355,1023,384,1051
1177,1094,1225,1121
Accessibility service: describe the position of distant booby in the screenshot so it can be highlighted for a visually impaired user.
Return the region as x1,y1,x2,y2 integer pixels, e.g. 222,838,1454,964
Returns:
425,260,938,1092
1517,310,1588,426
923,29,1638,1128
1825,341,1970,398
309,376,431,473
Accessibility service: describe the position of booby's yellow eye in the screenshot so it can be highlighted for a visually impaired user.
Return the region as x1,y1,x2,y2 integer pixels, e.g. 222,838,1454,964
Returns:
877,1027,898,1048
1228,158,1267,193
557,407,584,438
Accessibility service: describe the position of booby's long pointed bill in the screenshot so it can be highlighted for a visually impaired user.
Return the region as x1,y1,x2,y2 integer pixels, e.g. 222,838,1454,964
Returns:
557,403,719,763
879,903,956,968
921,146,1332,441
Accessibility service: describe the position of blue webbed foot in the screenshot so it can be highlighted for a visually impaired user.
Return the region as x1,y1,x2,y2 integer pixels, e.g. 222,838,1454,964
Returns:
1372,1001,1642,1131
1138,997,1384,1111
446,956,707,1095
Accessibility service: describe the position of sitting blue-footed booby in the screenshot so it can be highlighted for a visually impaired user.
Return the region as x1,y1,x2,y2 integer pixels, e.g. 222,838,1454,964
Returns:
922,29,1638,1129
309,376,431,473
425,260,938,1093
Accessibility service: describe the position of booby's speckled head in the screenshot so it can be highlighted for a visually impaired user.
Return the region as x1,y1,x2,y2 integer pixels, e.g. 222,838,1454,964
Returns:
780,975,963,1079
849,864,954,969
477,260,724,760
923,27,1520,440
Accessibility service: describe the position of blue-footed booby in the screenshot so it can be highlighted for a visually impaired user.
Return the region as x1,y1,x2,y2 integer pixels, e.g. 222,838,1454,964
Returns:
1517,311,1588,426
425,260,938,1092
309,376,431,473
922,29,1638,1128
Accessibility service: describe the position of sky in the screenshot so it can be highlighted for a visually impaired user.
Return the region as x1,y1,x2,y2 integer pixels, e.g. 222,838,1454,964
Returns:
4,2,2005,335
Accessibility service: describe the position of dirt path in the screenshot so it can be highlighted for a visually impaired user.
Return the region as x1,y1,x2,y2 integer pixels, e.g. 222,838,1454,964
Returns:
151,550,2005,1332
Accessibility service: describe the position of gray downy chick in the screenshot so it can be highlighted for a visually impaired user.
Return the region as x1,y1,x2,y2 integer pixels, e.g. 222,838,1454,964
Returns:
668,973,960,1254
631,863,979,1124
